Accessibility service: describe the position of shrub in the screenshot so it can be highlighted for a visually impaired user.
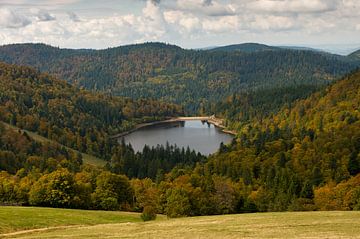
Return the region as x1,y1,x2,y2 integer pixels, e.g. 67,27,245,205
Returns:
141,205,157,221
100,197,119,211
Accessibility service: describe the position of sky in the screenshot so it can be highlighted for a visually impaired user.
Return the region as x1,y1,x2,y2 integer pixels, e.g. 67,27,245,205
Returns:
0,0,359,54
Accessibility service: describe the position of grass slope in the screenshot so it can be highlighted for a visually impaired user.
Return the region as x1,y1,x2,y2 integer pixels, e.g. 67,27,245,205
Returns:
0,206,164,235
1,208,359,239
2,122,106,167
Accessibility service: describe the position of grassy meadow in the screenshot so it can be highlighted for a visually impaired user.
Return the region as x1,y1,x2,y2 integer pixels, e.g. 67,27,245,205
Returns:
0,207,161,235
1,207,360,238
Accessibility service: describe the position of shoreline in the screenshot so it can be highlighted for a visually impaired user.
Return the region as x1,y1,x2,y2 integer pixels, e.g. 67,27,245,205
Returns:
111,116,237,139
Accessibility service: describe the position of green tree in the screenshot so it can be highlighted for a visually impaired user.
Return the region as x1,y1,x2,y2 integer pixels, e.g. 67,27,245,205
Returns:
91,172,133,210
29,168,76,208
165,188,191,218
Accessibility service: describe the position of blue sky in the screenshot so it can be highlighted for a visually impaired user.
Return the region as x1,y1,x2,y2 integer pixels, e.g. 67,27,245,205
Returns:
0,0,359,54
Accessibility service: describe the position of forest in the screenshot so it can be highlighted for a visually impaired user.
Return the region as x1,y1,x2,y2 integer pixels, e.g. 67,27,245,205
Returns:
0,62,182,160
0,43,359,113
0,59,360,218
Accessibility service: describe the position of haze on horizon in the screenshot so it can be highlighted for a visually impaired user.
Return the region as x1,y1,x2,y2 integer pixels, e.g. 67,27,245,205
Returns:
0,0,359,54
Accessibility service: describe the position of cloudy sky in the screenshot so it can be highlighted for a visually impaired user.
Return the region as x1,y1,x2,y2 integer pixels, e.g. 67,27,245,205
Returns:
0,0,359,53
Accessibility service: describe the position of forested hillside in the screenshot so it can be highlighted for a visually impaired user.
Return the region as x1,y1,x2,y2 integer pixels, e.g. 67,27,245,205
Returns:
350,49,360,60
0,62,182,160
112,67,360,215
203,69,360,211
0,43,358,112
0,123,82,175
210,43,280,53
206,85,321,128
0,62,200,213
1,63,360,218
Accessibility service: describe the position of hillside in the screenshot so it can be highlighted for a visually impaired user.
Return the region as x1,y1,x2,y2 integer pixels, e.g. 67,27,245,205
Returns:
0,121,85,175
204,69,360,211
0,62,182,160
2,122,105,167
1,62,360,217
210,43,280,52
1,208,359,239
0,43,358,112
349,49,360,60
0,206,165,235
102,69,360,215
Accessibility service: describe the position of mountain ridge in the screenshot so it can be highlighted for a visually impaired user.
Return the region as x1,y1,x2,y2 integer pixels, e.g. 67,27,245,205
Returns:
209,43,280,53
0,42,359,113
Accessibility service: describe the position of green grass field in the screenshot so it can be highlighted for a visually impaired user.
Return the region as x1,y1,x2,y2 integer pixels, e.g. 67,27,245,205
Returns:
2,122,106,167
1,207,360,239
0,206,164,235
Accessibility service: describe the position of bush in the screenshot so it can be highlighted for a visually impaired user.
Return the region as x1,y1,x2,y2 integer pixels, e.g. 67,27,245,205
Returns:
141,205,157,221
288,198,316,211
100,197,119,211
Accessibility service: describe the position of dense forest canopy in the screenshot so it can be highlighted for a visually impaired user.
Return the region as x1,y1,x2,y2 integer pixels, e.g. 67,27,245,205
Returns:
0,59,359,216
0,62,182,160
349,49,360,60
0,38,360,219
0,43,359,112
204,69,360,211
210,43,280,53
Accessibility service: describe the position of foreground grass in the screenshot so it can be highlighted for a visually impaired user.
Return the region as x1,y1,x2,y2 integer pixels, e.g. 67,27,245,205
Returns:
0,206,161,235
2,209,360,239
2,122,106,167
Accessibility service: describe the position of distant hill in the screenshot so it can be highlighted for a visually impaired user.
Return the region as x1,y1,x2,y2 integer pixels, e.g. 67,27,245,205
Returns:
0,42,359,112
349,49,360,59
277,46,322,52
210,43,280,53
210,43,323,54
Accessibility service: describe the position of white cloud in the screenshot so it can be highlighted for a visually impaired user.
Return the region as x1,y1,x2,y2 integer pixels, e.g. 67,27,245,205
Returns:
248,0,338,13
164,11,201,34
248,15,298,31
0,0,359,49
0,8,31,28
202,16,239,33
1,0,82,7
67,12,80,22
30,8,56,21
304,17,336,33
0,1,170,48
174,0,235,16
136,1,167,40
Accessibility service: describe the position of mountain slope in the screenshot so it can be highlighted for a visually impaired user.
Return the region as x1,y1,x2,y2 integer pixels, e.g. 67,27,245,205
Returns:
0,121,83,174
210,43,280,52
349,49,360,60
0,62,182,160
2,122,105,167
0,42,358,112
205,69,360,211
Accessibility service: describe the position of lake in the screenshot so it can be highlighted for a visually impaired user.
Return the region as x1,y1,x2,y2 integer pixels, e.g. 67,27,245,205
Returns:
121,120,234,155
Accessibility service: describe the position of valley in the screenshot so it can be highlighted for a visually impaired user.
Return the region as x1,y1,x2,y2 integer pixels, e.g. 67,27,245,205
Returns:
1,0,360,237
0,43,360,238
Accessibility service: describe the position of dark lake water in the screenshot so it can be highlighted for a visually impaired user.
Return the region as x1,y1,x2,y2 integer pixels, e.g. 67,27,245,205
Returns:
121,120,234,155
